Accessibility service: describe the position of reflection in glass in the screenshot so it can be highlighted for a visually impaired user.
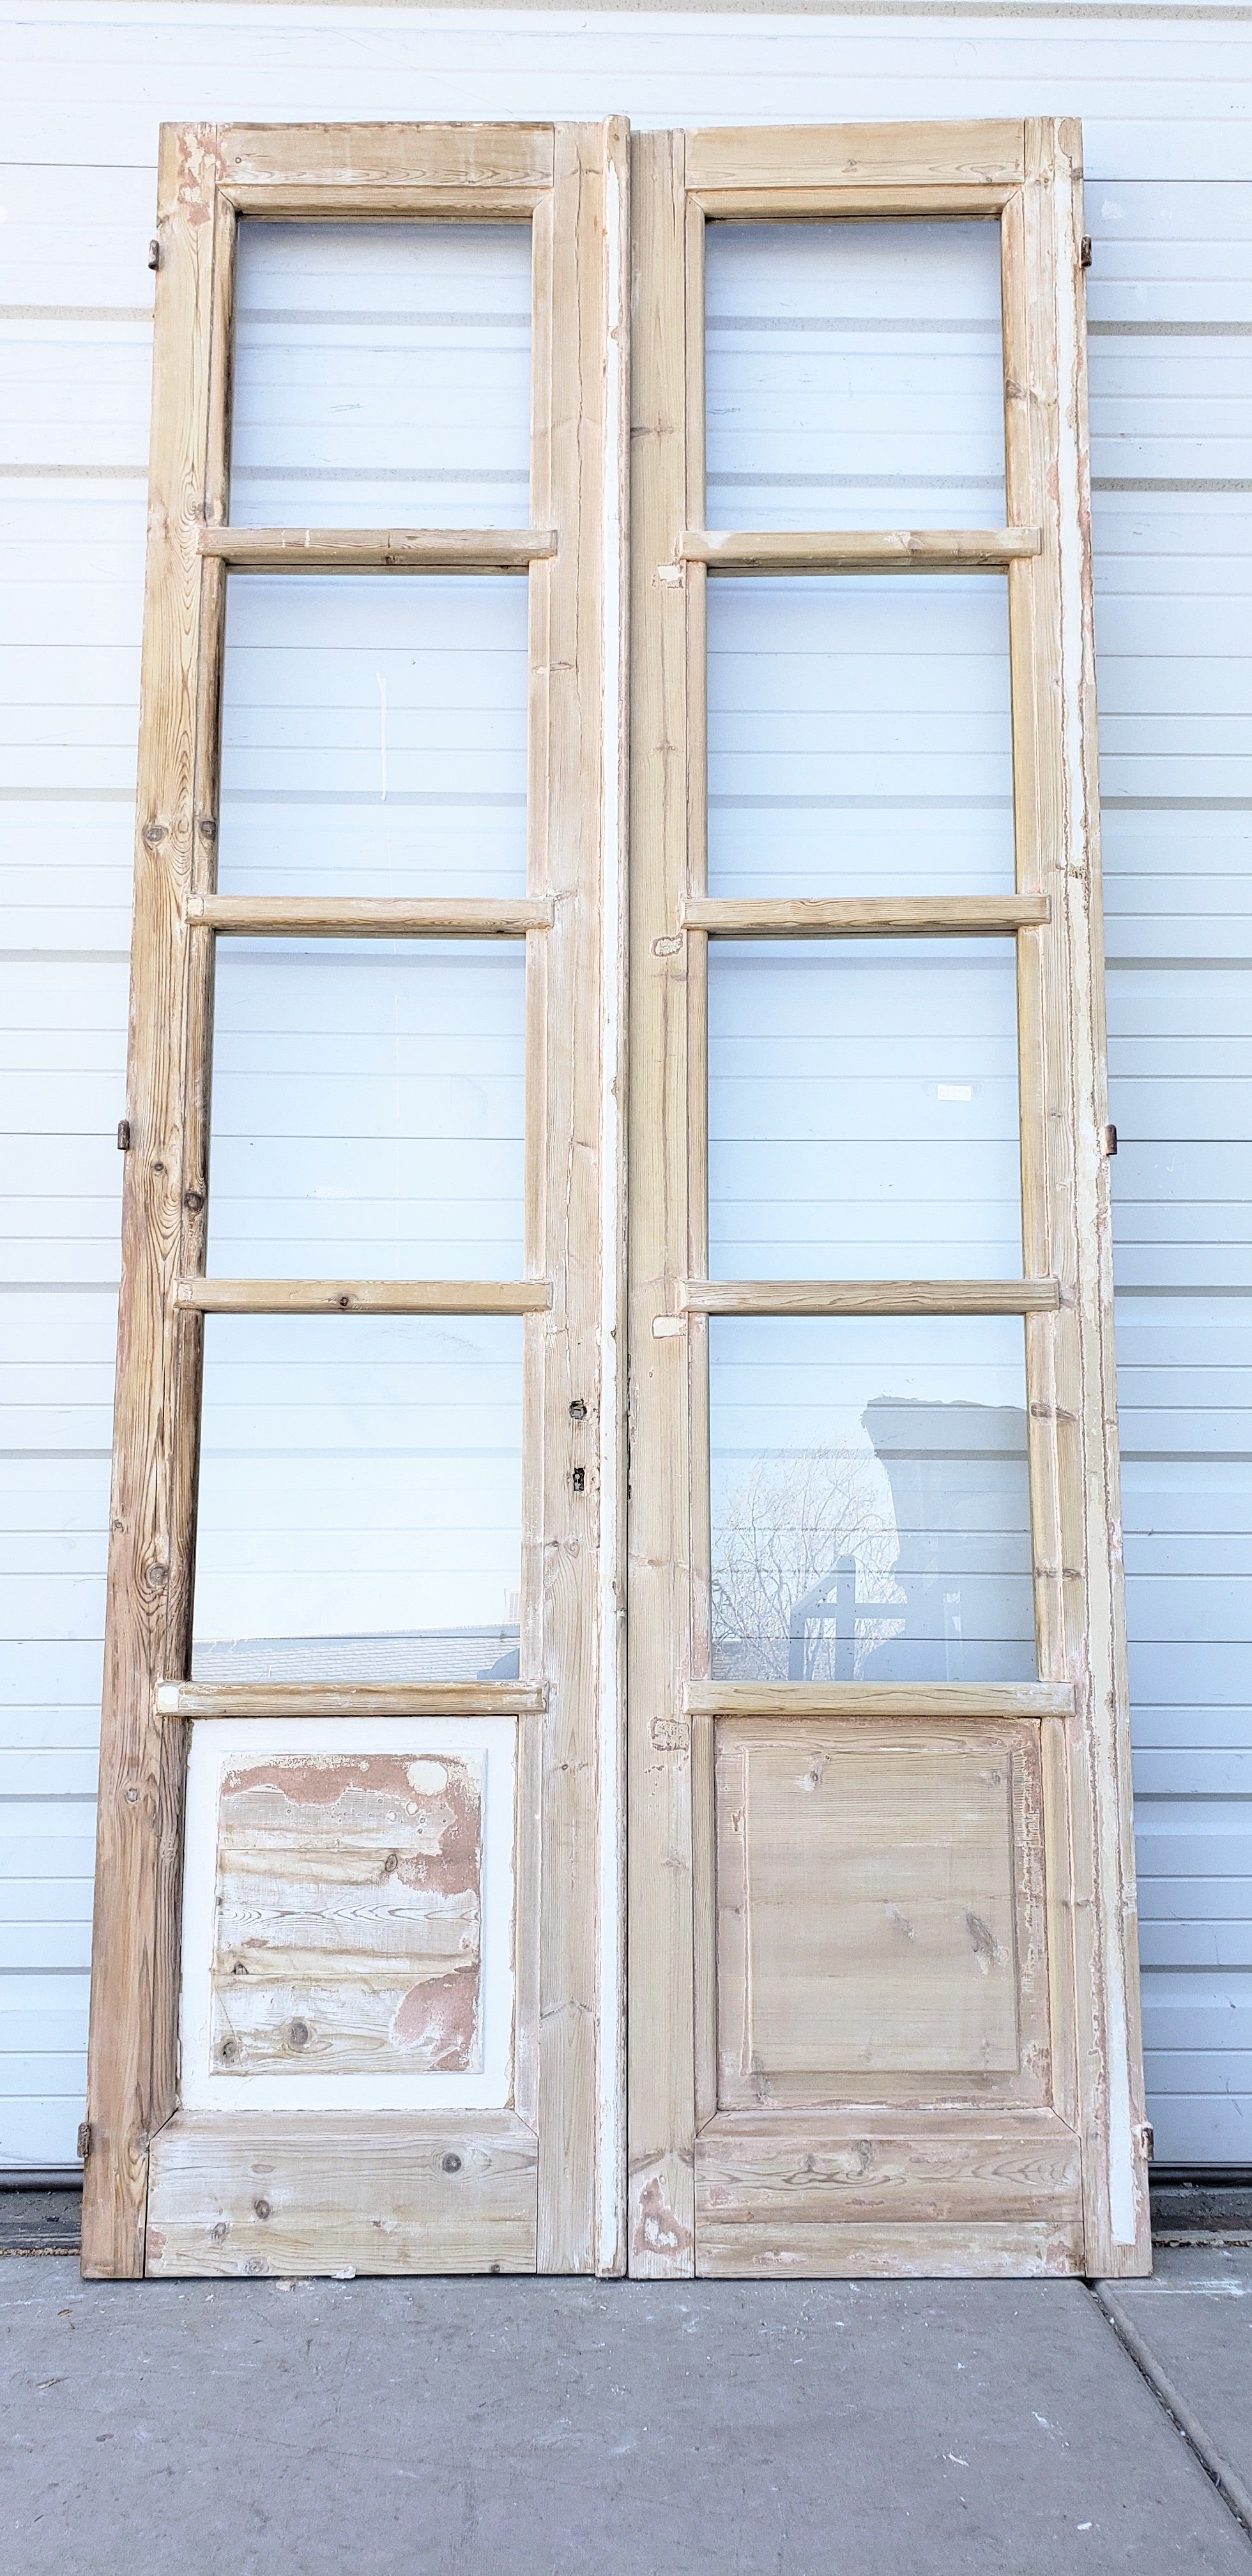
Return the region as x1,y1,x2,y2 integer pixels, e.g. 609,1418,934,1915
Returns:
207,941,525,1279
231,222,531,527
216,576,528,898
708,941,1022,1279
707,578,1014,898
705,220,1004,531
709,1317,1035,1684
192,1315,523,1683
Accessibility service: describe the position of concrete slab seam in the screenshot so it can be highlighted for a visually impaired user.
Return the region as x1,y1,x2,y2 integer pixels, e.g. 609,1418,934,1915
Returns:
1090,2280,1252,2554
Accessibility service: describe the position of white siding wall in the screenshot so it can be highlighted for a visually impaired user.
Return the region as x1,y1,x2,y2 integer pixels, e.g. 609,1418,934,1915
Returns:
1,0,1248,2167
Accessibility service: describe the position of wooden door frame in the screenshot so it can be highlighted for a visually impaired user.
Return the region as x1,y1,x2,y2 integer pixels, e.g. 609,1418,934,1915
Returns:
626,118,1150,2280
82,119,629,2280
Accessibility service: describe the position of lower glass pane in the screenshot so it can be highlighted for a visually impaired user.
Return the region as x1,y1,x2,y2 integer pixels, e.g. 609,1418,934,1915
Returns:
708,1315,1035,1685
192,1315,523,1683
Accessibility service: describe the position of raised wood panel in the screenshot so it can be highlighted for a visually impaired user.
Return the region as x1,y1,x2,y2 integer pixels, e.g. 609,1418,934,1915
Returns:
715,1724,1050,2109
209,1752,483,2078
145,2111,538,2276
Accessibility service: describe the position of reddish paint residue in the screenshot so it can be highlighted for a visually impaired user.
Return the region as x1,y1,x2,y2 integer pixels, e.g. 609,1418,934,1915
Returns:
390,1966,478,2069
631,2177,694,2262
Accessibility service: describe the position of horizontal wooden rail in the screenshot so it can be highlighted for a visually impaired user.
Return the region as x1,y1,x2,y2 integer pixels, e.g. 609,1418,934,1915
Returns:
681,1278,1060,1318
683,1682,1076,1722
681,896,1049,938
691,184,1020,220
185,895,553,939
174,1278,552,1316
198,526,557,572
156,1681,547,1719
680,527,1041,573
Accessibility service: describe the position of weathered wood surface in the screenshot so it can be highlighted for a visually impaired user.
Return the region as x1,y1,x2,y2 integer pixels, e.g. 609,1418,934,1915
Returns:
696,2112,1082,2225
681,1279,1060,1318
208,1752,482,2076
82,124,223,2281
714,1724,1050,2108
683,1682,1074,1722
173,1278,551,1316
146,2111,538,2276
199,526,555,570
685,121,1028,191
157,1681,546,1719
681,528,1041,571
220,123,555,192
695,2221,1082,2278
185,894,552,937
682,896,1049,937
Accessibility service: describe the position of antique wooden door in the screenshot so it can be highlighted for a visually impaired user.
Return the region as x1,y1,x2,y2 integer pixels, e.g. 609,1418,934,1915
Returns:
626,119,1151,2279
86,115,1147,2281
82,119,627,2279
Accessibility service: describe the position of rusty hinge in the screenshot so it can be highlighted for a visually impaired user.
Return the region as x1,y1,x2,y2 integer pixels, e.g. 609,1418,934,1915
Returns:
117,1118,132,1153
77,2120,92,2163
148,238,161,272
1102,1123,1118,1158
1136,2120,1154,2164
1080,236,1093,269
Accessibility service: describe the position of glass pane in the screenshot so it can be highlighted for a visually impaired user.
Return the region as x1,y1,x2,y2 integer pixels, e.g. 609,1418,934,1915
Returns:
708,940,1022,1280
217,575,528,898
230,222,531,527
207,941,525,1279
707,576,1014,898
192,1315,523,1683
709,1316,1035,1684
705,220,1004,530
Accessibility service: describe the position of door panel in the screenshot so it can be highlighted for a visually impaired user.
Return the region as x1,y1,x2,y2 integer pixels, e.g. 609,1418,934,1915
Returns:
84,119,627,2281
629,119,1149,2280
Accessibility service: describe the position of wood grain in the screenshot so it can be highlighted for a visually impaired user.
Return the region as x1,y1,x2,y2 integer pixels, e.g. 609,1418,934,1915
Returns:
157,1682,546,1719
146,2111,538,2276
696,2111,1082,2227
681,1279,1060,1318
220,123,555,192
173,1278,552,1316
694,2220,1082,2278
683,1682,1075,1722
684,122,1027,191
82,123,224,2281
208,1751,482,2077
682,896,1049,938
681,528,1041,572
199,526,556,571
185,895,552,937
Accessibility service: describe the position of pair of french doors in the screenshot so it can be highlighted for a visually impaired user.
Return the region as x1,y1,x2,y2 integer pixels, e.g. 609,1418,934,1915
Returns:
84,116,1150,2281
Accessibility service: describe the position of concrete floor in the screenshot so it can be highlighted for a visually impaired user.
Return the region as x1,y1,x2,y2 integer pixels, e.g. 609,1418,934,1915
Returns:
3,2249,1252,2575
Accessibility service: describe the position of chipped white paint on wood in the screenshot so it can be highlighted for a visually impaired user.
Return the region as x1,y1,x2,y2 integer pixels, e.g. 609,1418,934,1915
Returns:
209,1751,484,2078
178,1717,517,2113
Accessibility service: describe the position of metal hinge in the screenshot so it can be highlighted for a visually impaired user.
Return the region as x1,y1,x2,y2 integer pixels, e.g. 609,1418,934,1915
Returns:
1102,1123,1118,1157
117,1118,132,1153
1080,236,1093,269
148,238,161,272
77,2120,92,2162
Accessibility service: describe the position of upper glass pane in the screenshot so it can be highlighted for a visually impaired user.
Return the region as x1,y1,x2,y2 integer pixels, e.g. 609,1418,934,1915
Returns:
708,940,1022,1280
707,576,1014,898
230,222,531,527
709,1315,1035,1685
192,1314,523,1683
207,940,525,1280
705,220,1005,531
216,575,528,898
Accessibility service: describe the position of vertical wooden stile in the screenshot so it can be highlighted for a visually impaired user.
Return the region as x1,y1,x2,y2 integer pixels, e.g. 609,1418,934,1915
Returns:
82,126,224,2278
627,127,698,2275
